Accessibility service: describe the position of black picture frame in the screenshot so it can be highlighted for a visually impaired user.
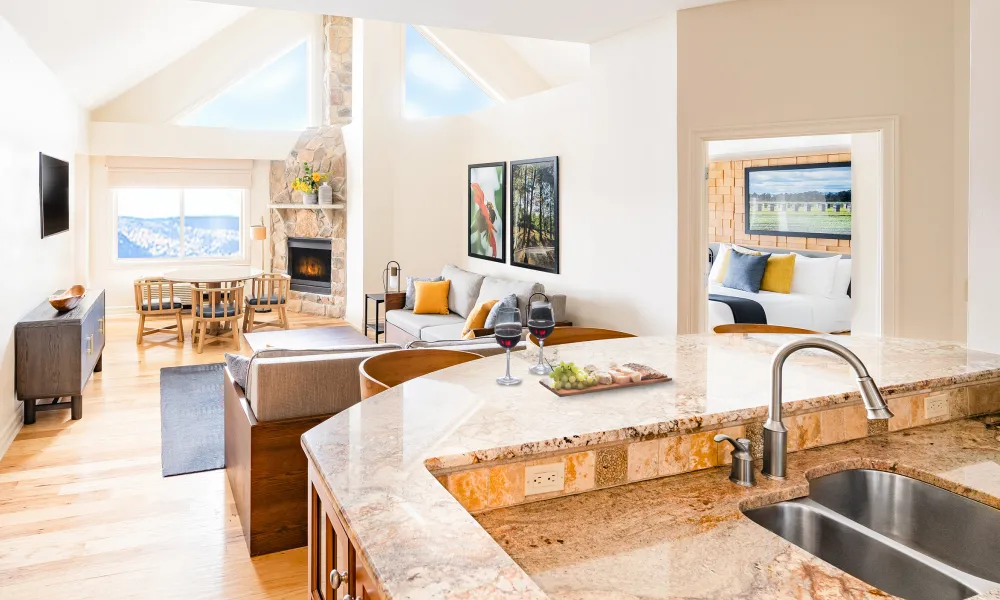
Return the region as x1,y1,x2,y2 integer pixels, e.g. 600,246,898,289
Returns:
467,161,507,263
510,156,559,274
744,161,852,240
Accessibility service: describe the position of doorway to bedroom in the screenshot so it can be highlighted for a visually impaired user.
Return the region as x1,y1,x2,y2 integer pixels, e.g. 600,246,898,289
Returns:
701,132,882,335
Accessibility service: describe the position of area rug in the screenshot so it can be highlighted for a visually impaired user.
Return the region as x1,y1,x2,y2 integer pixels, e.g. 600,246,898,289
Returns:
160,363,225,477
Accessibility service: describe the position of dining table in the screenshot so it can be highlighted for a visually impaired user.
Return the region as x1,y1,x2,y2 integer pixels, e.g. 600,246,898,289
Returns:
162,265,264,338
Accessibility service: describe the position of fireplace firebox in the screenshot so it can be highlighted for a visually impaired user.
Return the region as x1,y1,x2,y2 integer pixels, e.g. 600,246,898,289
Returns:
287,237,333,295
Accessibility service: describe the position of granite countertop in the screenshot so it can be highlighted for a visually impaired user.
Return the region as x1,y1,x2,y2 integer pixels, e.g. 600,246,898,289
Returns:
476,417,1000,599
300,335,1000,600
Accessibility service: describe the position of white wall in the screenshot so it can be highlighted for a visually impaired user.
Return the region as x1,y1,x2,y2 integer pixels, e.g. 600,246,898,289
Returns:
387,15,679,334
967,0,999,351
0,17,88,456
677,0,970,341
357,20,402,303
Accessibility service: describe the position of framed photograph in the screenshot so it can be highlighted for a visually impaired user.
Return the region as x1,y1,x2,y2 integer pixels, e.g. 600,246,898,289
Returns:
510,156,559,274
745,162,852,240
468,162,506,263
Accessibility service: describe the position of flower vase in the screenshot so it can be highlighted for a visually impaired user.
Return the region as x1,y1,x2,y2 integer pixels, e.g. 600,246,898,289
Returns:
318,182,334,205
302,191,318,205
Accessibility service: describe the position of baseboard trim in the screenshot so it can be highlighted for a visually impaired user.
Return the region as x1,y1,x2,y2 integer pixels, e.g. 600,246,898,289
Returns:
0,404,24,462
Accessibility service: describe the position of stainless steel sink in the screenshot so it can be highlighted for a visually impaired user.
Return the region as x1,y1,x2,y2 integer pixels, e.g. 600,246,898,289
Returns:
808,469,1000,582
743,470,1000,600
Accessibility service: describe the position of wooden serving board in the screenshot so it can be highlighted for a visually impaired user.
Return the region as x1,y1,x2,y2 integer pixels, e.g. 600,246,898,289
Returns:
540,376,672,397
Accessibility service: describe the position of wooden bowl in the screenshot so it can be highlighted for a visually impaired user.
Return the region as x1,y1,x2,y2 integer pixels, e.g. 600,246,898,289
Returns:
48,285,87,312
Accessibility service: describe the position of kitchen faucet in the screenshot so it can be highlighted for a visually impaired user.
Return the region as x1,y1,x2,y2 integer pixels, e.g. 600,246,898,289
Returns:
763,337,893,479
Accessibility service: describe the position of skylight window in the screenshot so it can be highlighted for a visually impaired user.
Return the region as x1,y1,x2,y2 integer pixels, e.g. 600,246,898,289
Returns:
180,41,309,131
404,26,495,119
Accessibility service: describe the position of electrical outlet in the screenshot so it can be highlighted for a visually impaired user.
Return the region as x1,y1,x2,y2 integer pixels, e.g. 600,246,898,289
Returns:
524,463,564,495
924,393,950,420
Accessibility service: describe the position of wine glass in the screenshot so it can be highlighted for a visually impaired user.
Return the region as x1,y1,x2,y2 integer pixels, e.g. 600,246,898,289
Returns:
527,299,555,375
494,307,523,386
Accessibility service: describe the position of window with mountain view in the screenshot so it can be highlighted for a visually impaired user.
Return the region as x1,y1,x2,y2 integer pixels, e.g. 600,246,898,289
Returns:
115,188,245,260
179,41,309,130
404,26,495,118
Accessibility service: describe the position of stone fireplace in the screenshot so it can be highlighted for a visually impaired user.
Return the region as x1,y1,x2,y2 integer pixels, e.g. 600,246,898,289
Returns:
287,237,333,295
268,16,351,318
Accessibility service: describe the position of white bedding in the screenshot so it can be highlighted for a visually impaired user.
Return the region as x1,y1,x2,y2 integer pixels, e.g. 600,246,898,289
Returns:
708,283,852,333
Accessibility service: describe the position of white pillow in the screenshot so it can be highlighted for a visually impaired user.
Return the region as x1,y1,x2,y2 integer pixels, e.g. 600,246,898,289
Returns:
790,254,841,296
708,244,732,283
831,258,852,297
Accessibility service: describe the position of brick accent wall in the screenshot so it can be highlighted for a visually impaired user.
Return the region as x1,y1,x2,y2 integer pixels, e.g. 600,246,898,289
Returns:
709,152,852,254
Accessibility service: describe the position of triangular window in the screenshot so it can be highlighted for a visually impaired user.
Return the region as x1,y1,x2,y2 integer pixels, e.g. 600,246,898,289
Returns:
180,41,309,130
404,26,495,118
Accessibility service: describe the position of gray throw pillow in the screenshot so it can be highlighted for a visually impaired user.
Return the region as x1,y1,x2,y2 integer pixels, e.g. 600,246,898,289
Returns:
405,276,443,310
224,353,251,391
484,294,518,328
722,251,771,294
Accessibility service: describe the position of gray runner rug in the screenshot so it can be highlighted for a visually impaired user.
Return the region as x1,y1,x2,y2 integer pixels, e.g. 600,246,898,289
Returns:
160,363,225,477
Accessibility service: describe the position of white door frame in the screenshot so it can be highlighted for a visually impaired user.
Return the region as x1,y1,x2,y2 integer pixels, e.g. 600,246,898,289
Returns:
678,116,899,336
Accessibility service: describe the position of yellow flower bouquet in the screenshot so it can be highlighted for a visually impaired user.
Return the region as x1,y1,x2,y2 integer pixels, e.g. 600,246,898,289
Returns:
292,162,327,194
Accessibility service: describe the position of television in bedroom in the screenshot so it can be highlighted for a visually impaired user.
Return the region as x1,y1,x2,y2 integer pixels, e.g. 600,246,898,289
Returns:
39,153,70,238
744,161,851,240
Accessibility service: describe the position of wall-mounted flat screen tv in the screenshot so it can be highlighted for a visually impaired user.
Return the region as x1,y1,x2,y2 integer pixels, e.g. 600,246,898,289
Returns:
744,161,851,240
39,153,70,238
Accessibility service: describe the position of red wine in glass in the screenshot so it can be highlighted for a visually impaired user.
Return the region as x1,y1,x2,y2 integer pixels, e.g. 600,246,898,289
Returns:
495,327,522,349
494,308,523,385
528,321,555,339
527,299,556,375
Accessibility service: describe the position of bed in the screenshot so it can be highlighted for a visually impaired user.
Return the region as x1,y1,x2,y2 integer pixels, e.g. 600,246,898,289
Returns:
708,283,852,333
707,243,852,333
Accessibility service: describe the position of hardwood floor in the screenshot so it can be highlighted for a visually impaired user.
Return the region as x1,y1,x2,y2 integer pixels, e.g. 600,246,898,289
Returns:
0,311,350,599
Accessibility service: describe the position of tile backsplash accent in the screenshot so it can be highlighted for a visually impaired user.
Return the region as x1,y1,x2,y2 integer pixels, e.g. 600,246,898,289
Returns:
437,382,995,514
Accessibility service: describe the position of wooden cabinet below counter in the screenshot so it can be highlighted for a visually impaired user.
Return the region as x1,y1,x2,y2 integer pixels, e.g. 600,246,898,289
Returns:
308,465,383,600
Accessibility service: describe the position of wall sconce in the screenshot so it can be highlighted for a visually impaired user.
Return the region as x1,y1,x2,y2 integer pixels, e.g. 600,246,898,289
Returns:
250,217,267,272
383,261,401,293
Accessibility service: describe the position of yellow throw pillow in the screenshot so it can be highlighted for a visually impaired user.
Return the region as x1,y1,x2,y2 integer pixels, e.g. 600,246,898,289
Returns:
413,280,451,315
760,253,796,294
461,299,499,339
714,244,763,283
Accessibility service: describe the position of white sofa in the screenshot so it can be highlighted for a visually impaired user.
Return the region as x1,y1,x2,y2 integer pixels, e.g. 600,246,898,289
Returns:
385,264,568,344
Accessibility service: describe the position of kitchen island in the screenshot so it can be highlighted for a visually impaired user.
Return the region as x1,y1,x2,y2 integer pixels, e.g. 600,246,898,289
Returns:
300,334,1000,600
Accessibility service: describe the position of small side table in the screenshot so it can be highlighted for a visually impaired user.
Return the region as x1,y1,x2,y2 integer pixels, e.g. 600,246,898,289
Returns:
364,293,386,343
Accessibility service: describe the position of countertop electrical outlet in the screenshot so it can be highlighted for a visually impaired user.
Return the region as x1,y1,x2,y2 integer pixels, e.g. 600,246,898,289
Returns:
525,464,564,495
924,393,950,420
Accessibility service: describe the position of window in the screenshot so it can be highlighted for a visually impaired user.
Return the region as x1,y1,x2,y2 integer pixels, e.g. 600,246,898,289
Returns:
179,41,309,130
404,26,496,118
115,188,246,261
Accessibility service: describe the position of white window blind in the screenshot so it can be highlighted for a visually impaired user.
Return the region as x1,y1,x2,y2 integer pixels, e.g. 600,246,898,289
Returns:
106,157,253,189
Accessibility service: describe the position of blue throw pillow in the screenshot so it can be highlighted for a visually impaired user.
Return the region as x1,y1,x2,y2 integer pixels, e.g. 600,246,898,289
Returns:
484,294,518,328
722,251,771,293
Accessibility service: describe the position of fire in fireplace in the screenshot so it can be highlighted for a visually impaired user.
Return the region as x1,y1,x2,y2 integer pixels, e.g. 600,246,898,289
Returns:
287,237,333,295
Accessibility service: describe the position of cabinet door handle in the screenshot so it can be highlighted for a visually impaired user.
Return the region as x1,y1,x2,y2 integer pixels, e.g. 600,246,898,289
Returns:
99,317,105,334
329,570,348,590
87,334,94,355
343,596,355,600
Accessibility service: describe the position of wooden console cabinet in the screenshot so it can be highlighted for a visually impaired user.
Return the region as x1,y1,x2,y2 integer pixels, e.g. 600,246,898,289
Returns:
15,289,106,424
307,464,383,600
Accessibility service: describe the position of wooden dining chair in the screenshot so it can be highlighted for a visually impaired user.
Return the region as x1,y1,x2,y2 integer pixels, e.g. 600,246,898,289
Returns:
191,281,245,353
358,349,482,400
529,326,636,347
243,273,290,333
713,324,821,334
133,277,184,345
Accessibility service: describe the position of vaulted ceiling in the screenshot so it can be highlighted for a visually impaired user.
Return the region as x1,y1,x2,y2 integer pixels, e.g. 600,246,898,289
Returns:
0,0,251,108
196,0,730,43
